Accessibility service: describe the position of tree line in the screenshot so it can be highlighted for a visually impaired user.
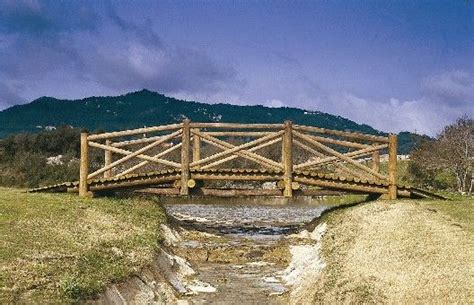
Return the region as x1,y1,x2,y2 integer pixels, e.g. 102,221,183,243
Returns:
0,116,472,194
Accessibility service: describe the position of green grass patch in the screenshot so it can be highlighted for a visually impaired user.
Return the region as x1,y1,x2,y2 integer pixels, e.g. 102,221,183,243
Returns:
416,196,474,234
0,188,166,303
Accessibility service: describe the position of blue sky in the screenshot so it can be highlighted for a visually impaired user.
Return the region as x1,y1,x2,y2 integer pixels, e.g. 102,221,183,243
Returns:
0,0,472,135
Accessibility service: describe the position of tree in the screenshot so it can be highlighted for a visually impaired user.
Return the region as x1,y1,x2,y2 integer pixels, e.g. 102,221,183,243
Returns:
409,116,473,193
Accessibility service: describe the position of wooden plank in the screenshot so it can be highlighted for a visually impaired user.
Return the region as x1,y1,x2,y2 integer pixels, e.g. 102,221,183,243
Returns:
388,134,398,199
87,130,182,179
293,131,387,180
293,124,389,143
191,130,284,169
88,123,183,140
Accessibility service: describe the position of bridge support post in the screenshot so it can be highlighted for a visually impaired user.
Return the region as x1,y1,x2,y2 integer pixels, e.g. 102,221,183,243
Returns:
180,119,191,196
104,139,113,178
192,128,201,168
79,132,90,198
282,121,294,198
388,134,398,200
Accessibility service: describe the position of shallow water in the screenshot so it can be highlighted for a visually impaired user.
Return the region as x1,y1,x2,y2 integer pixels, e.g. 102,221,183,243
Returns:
165,203,329,236
164,202,331,303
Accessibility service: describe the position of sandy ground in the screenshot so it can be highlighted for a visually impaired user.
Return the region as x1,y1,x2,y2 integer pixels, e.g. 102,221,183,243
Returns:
296,200,474,304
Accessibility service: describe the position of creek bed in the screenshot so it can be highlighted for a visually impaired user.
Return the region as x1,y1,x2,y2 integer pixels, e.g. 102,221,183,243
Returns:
164,202,331,304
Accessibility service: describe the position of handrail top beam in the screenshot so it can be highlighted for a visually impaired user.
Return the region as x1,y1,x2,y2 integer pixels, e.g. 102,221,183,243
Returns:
87,123,183,140
189,122,283,129
85,120,391,143
293,124,390,143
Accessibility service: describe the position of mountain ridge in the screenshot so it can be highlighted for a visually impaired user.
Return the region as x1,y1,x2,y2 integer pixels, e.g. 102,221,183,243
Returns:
0,89,429,153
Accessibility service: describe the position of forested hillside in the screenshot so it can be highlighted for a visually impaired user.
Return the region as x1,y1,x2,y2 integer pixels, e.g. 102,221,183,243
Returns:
0,89,428,153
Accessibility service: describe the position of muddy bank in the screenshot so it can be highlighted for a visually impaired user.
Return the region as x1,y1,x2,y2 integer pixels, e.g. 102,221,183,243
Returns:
92,201,334,304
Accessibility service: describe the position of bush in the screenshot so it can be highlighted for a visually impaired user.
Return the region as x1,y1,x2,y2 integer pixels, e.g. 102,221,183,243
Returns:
408,116,473,193
0,127,81,187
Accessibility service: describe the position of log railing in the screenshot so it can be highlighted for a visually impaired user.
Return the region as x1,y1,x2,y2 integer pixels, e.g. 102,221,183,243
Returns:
79,120,397,199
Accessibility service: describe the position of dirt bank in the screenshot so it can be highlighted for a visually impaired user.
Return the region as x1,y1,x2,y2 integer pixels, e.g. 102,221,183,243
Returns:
297,200,474,303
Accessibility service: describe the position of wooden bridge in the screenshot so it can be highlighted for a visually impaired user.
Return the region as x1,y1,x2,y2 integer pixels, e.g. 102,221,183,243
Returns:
30,120,444,200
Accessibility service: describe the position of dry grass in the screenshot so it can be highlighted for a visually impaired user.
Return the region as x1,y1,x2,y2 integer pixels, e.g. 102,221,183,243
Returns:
0,188,166,303
303,198,474,303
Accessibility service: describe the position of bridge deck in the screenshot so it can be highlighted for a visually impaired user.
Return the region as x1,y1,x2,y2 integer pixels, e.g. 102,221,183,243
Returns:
29,168,445,200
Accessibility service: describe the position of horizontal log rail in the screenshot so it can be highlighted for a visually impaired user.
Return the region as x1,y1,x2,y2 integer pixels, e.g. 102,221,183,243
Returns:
293,124,389,143
79,119,397,199
198,131,274,137
87,123,183,140
188,122,283,129
111,135,170,148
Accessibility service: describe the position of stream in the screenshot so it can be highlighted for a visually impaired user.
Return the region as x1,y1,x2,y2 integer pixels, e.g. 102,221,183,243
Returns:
163,202,332,304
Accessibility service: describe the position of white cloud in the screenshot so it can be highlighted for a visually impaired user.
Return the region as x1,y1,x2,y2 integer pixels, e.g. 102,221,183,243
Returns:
265,99,286,108
322,93,461,136
423,70,474,106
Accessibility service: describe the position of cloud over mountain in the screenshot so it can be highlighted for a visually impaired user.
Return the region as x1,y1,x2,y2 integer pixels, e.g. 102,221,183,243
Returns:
0,1,471,136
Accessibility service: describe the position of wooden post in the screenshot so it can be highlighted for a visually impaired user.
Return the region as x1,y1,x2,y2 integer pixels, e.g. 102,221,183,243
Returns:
104,139,113,178
372,150,380,173
79,132,90,198
282,121,293,198
192,128,201,168
388,134,398,200
180,119,191,196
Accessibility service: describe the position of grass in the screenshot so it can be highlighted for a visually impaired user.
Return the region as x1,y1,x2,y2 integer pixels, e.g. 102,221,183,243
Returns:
308,196,474,303
421,195,474,234
0,188,167,303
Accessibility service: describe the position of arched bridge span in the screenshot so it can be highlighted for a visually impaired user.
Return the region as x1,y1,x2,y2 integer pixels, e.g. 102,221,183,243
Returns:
30,120,444,200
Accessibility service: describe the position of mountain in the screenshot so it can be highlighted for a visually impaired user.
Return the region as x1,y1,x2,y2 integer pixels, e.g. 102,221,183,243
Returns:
0,89,428,153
